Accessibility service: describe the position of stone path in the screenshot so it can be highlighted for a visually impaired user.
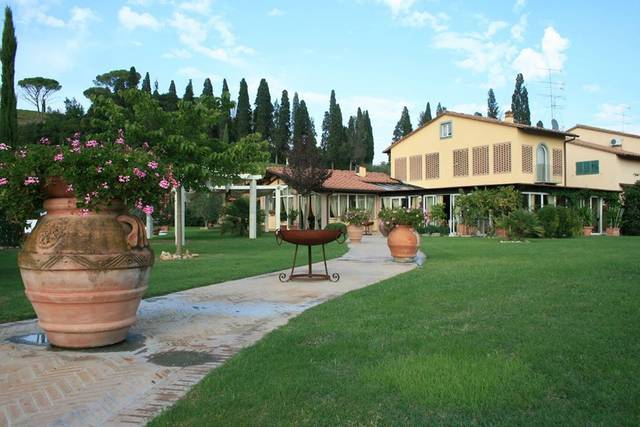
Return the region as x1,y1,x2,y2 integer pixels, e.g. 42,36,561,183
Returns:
0,236,415,427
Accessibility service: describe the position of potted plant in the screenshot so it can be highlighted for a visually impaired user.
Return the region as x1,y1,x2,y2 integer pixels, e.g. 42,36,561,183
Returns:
378,207,423,262
288,209,300,230
577,206,595,236
341,208,370,243
0,133,174,348
606,204,623,236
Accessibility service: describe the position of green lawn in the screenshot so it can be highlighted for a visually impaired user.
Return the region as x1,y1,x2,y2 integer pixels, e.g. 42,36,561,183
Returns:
0,228,347,323
150,237,640,427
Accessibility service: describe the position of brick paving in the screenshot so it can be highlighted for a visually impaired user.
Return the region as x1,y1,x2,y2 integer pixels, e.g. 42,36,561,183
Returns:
0,236,415,427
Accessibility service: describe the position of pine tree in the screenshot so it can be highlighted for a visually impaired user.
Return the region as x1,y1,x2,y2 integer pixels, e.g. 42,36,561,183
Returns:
392,106,413,142
487,88,499,119
163,80,179,111
235,78,252,138
201,78,213,97
293,99,314,148
126,66,140,89
0,6,18,146
183,79,194,102
325,90,346,168
141,72,151,93
291,92,300,137
436,103,446,115
272,90,291,163
363,110,374,165
152,80,160,98
418,102,432,127
253,78,273,144
511,73,530,125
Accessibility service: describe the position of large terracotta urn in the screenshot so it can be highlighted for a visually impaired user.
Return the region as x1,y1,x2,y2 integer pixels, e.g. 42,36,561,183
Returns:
606,227,620,236
347,224,364,243
387,224,418,262
17,181,153,348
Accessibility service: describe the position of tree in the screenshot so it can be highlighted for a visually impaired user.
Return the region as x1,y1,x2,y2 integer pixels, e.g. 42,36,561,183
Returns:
188,192,222,228
536,120,544,128
183,79,194,102
152,80,160,98
0,6,18,146
622,181,640,235
292,99,314,148
474,112,483,116
141,72,151,93
324,90,345,168
201,78,213,97
253,78,273,145
162,80,179,111
17,77,61,122
235,78,252,138
291,92,300,136
363,110,374,164
511,73,531,125
272,89,291,163
487,88,499,119
392,106,413,142
436,102,446,115
94,69,129,93
418,102,432,127
126,66,140,89
64,97,84,118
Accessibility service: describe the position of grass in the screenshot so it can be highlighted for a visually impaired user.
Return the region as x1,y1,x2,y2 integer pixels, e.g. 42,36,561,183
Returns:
0,227,347,323
149,236,640,427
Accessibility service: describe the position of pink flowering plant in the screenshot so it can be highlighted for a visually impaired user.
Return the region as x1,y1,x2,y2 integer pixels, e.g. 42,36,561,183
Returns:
378,207,424,229
340,208,370,226
0,132,176,222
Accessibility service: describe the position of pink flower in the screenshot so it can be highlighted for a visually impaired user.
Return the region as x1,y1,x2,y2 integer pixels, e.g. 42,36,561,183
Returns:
147,161,158,170
81,208,90,217
133,167,146,179
18,149,27,158
118,175,130,183
85,140,99,148
115,129,125,145
84,194,92,204
105,160,113,165
96,166,103,173
67,184,74,192
159,178,170,189
142,205,154,215
54,153,64,162
39,137,50,145
0,177,8,186
142,142,150,150
135,199,144,210
0,143,10,150
101,182,109,189
70,140,81,152
24,176,39,186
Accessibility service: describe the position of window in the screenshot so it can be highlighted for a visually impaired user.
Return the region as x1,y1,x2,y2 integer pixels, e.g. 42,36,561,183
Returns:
552,149,563,176
536,144,549,182
472,145,489,175
453,148,469,177
440,121,453,139
394,157,407,181
522,145,533,173
329,194,375,219
409,155,423,181
493,142,512,174
576,160,599,175
425,153,439,179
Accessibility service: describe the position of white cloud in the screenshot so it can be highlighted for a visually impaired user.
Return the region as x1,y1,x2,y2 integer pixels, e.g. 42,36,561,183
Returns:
163,48,193,59
118,6,162,31
595,103,630,122
510,14,527,41
69,7,99,32
485,20,508,38
377,0,417,16
178,0,213,14
512,26,570,80
400,11,449,31
268,8,284,17
582,83,601,93
210,16,236,46
513,0,527,12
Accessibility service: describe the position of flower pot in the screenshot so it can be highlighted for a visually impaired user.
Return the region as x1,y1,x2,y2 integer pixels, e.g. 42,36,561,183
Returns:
17,182,153,348
495,227,507,238
347,224,364,243
583,226,593,237
606,227,620,236
387,224,418,262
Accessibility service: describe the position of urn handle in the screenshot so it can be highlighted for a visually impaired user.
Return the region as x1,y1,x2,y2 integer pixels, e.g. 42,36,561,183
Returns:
117,214,150,249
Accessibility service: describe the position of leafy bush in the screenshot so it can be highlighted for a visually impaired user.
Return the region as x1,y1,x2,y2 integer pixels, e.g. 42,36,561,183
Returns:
416,224,449,235
576,206,595,227
502,209,542,240
0,215,23,247
536,206,559,237
428,203,447,226
379,207,424,228
340,208,370,226
622,181,640,235
325,222,347,234
220,197,264,237
188,191,222,227
555,206,582,237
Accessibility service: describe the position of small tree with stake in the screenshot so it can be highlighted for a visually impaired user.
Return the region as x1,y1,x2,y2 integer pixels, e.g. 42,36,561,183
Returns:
282,134,331,229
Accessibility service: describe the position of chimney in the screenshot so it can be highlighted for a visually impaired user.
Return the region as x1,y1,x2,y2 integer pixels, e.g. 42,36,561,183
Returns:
357,165,367,177
504,111,514,124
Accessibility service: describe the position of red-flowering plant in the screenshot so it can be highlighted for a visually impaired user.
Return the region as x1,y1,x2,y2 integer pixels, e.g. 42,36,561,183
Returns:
0,131,176,223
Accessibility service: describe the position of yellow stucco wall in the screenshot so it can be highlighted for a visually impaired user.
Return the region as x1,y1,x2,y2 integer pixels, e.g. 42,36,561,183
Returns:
389,114,566,189
569,126,640,154
566,143,640,191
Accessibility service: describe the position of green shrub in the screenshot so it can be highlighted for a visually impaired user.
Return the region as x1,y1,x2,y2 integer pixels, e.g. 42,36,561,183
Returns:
502,210,542,241
556,206,582,237
220,197,265,237
416,224,449,235
622,181,640,235
325,222,347,234
536,206,559,237
0,215,23,247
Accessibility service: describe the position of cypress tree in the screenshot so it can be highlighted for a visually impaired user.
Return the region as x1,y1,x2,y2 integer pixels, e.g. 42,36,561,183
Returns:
253,78,273,142
418,102,432,127
220,78,233,141
536,120,544,128
325,90,345,168
321,111,330,154
235,78,252,138
293,100,314,148
183,79,194,102
0,6,18,146
164,80,179,111
392,106,413,142
511,73,530,125
126,66,140,89
291,92,300,137
487,88,499,119
221,79,229,97
352,107,368,165
152,80,160,98
272,90,291,164
364,110,374,165
201,78,213,97
436,103,445,115
141,72,151,93
521,86,531,125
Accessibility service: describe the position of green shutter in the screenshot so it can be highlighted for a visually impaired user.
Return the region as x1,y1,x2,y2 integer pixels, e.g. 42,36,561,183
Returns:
592,160,599,174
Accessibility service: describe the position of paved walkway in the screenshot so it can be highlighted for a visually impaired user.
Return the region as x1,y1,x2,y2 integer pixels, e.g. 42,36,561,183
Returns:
0,236,415,427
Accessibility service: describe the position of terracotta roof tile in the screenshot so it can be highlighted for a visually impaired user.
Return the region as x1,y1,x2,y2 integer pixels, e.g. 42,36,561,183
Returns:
266,166,401,192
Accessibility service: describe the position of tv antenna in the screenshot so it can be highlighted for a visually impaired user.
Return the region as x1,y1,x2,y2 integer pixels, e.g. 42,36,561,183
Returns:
534,67,565,128
617,105,631,132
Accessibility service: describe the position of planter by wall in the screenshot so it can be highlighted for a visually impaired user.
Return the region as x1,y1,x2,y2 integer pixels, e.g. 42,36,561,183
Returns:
495,227,507,238
387,224,418,262
347,224,364,243
18,181,153,348
583,226,594,237
606,227,620,236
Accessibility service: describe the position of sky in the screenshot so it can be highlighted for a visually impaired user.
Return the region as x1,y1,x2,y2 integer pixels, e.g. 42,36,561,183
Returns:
5,0,640,162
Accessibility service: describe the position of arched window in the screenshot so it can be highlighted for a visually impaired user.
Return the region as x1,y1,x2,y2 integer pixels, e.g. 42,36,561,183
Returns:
536,144,549,182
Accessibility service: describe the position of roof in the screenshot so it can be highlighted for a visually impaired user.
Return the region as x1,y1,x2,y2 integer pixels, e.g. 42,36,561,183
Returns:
383,111,579,154
568,124,640,140
569,139,640,161
265,166,417,193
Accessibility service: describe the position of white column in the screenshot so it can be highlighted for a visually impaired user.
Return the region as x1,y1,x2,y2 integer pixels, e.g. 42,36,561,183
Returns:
249,179,257,239
275,186,282,231
146,214,153,239
264,194,271,232
181,187,186,247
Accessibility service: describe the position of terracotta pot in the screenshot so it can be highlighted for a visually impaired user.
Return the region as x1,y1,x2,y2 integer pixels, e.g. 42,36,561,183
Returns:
347,224,364,243
387,224,418,262
495,227,507,238
606,227,620,236
18,181,153,348
583,226,593,237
